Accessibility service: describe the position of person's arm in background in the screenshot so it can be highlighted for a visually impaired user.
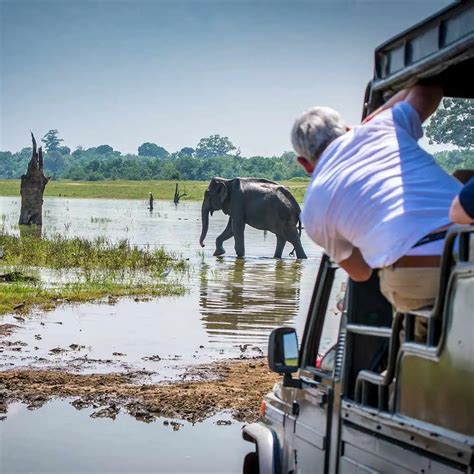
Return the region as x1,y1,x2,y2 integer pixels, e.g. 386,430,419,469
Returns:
450,178,474,224
363,84,443,124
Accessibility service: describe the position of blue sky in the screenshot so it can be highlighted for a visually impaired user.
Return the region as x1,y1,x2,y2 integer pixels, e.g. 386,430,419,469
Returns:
0,0,453,156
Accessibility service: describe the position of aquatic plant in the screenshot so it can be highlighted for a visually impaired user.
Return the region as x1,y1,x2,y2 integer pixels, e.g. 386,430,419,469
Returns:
90,217,112,223
0,232,184,274
0,232,188,315
0,277,185,316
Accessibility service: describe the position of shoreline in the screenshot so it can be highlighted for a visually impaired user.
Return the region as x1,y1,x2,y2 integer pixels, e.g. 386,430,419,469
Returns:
0,179,309,202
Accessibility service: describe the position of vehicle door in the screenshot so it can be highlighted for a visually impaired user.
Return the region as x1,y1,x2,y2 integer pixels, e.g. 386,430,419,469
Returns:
288,255,346,473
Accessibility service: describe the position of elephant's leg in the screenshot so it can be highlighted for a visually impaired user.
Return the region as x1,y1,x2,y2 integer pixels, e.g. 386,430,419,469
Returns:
214,217,233,256
286,228,307,259
274,235,286,259
232,219,246,258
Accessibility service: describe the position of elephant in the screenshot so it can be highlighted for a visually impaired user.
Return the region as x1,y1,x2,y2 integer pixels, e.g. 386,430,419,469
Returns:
199,177,307,259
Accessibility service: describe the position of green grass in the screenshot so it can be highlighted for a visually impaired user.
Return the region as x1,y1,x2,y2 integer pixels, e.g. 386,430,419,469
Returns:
0,233,185,273
0,232,187,316
0,279,185,316
0,179,309,202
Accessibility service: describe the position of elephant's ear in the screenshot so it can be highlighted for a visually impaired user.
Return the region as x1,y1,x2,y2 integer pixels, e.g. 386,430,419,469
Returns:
217,182,228,203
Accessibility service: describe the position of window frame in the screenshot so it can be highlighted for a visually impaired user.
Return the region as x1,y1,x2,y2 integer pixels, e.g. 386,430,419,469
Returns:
300,254,347,378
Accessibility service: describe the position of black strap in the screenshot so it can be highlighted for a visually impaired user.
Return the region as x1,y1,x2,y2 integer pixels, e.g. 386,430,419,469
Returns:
412,230,448,248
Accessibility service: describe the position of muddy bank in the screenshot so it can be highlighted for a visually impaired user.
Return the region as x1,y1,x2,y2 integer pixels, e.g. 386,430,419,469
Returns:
0,359,278,424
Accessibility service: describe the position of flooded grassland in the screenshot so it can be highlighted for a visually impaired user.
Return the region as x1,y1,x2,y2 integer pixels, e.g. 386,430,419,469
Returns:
0,196,322,473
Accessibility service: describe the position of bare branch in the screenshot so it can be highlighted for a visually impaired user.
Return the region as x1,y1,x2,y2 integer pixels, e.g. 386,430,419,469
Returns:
31,132,37,155
38,147,44,170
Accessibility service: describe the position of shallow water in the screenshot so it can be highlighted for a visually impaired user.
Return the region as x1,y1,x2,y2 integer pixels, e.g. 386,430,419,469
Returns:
0,401,249,473
0,196,329,472
0,197,322,373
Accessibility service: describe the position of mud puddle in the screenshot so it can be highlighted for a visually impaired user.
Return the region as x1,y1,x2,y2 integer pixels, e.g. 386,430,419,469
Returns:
0,291,280,381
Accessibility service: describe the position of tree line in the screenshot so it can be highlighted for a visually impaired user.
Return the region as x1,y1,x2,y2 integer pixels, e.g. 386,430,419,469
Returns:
1,133,471,182
0,132,307,181
1,99,472,181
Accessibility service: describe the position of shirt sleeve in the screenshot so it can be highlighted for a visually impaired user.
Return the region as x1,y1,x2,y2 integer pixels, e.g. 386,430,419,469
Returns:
391,101,424,141
302,199,354,263
325,234,355,264
459,177,474,219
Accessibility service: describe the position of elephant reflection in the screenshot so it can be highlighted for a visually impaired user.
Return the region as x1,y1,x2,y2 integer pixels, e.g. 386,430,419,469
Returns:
199,259,303,343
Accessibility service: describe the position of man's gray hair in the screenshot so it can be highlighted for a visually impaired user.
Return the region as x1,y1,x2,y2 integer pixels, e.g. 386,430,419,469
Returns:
291,106,347,163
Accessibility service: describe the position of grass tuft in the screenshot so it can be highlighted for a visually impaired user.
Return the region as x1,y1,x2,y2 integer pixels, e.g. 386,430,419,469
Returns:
0,232,187,316
0,279,185,316
0,233,179,273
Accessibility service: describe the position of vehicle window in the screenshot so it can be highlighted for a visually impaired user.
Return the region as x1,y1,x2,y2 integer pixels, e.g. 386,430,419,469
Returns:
315,268,347,371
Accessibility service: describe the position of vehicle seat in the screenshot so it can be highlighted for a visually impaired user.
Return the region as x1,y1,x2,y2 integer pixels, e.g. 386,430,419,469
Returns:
403,226,462,346
354,227,466,412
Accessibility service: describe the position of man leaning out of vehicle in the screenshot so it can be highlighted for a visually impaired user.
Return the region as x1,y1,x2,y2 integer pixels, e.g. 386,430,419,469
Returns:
292,84,461,326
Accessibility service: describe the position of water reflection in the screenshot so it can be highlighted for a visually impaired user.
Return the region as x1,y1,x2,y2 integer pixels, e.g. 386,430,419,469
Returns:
200,258,303,343
0,402,249,473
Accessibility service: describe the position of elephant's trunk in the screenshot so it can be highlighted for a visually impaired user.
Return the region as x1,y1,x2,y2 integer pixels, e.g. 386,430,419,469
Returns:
199,195,211,247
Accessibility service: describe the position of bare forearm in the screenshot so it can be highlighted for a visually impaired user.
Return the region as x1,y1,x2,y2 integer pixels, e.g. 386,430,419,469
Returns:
338,247,372,282
363,84,443,124
362,88,410,123
405,84,443,122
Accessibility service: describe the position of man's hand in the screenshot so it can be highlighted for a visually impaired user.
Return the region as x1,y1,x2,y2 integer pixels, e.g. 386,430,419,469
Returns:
362,84,443,124
338,247,372,282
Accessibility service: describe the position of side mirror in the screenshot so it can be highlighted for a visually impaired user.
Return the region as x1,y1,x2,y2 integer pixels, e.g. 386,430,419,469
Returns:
268,327,299,374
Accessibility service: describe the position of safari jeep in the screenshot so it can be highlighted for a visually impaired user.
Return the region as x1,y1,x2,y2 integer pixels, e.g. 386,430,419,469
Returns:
242,2,474,473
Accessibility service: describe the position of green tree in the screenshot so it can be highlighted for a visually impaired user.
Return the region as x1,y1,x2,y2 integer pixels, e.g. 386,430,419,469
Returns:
425,98,474,148
138,142,169,158
95,145,114,155
58,145,71,155
72,146,84,157
195,134,236,159
434,149,474,174
44,151,65,175
41,129,63,152
178,147,195,158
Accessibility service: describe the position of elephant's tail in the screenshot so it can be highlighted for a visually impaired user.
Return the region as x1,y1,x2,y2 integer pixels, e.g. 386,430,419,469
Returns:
289,218,303,257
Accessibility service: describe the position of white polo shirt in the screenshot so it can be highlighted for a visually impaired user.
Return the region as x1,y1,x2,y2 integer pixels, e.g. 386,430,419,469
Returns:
301,101,461,268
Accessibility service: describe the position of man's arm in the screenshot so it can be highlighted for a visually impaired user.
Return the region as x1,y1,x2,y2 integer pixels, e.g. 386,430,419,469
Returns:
338,247,372,282
363,84,443,124
362,88,410,123
450,196,473,224
450,178,474,224
405,84,443,123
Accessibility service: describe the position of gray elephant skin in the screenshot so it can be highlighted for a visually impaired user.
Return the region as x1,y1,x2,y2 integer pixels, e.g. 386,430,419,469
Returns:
199,177,307,259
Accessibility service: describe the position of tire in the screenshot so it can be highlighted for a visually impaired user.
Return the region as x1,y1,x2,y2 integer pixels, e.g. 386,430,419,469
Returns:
243,451,259,474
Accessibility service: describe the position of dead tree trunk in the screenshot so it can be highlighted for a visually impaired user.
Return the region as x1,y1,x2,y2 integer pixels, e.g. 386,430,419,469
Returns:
173,182,187,205
19,133,49,226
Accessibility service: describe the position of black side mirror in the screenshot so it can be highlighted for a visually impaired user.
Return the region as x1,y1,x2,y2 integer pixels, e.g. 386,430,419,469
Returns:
268,327,299,374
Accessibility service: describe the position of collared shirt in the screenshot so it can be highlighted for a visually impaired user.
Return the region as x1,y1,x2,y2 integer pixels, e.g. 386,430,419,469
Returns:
302,101,461,268
460,177,474,218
